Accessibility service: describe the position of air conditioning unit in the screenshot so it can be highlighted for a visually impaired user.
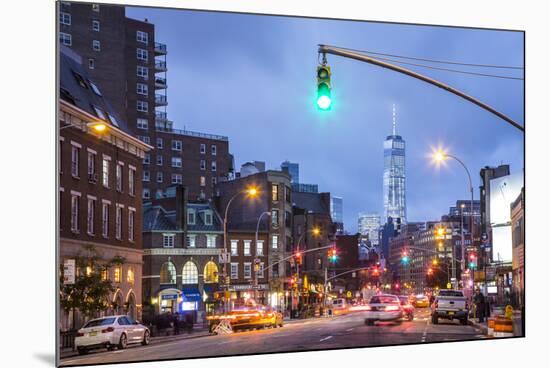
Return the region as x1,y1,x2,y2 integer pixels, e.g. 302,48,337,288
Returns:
88,173,98,183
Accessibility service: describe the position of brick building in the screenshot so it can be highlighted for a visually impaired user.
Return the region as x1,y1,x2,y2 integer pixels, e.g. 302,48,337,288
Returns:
215,171,292,310
58,2,234,201
291,191,335,309
59,46,151,330
510,188,524,308
141,186,224,322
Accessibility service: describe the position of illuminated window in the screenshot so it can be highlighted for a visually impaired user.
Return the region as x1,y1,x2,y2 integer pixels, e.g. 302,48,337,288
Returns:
231,240,238,256
182,262,198,284
86,266,92,276
204,262,219,283
114,266,122,283
272,184,279,201
244,241,251,256
101,268,108,281
272,235,279,249
127,267,134,284
160,262,176,284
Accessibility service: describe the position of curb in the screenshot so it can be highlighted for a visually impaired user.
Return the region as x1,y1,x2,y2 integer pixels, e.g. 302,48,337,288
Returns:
60,330,211,360
468,319,488,335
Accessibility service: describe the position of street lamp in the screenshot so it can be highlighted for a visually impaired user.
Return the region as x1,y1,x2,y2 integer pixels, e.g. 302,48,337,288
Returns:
222,185,259,311
60,121,108,132
431,148,475,293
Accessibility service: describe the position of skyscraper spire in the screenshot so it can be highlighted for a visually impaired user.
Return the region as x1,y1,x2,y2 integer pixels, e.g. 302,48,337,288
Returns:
392,103,397,136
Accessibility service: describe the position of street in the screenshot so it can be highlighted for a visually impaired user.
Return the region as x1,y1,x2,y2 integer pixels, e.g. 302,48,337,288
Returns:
60,309,486,366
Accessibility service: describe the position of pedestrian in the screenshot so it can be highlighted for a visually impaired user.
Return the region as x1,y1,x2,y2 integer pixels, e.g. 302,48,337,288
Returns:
473,288,486,323
185,313,193,334
173,312,180,335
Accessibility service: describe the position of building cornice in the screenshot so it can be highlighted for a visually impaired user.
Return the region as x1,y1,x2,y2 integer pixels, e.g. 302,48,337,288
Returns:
143,248,222,256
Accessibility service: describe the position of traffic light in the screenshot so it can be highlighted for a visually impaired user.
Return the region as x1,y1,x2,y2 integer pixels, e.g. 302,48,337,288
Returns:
401,250,409,264
468,252,477,269
427,267,434,276
294,251,302,265
372,267,380,276
316,65,332,110
328,247,338,262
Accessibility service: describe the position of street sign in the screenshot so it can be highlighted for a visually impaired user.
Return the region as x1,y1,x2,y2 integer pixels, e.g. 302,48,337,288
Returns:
446,282,452,289
63,259,75,285
219,252,230,264
346,291,352,298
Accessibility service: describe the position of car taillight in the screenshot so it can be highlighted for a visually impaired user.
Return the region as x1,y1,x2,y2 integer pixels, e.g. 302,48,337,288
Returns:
385,305,400,311
76,331,84,337
101,327,114,333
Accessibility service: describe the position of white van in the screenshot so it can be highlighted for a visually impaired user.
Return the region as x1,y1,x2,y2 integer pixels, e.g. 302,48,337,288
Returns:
332,298,348,315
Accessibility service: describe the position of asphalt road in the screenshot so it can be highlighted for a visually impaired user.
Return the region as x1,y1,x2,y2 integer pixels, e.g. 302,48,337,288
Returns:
60,309,486,367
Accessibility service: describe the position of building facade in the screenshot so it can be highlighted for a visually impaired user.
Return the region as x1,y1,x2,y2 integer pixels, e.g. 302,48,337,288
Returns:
330,196,344,234
510,188,524,308
383,107,406,225
281,161,299,184
59,2,233,202
358,213,381,247
59,46,151,330
215,171,293,310
141,186,224,322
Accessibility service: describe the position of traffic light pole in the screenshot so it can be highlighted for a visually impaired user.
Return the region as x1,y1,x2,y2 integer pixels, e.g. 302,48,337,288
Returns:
254,211,271,303
317,45,523,132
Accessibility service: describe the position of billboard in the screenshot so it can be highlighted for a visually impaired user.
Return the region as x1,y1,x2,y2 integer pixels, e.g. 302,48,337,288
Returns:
489,172,523,263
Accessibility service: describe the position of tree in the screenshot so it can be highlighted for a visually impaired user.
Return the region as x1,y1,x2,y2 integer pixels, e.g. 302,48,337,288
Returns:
59,245,125,330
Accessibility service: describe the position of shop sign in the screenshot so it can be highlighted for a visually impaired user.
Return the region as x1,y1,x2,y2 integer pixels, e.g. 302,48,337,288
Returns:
161,294,178,300
63,259,75,285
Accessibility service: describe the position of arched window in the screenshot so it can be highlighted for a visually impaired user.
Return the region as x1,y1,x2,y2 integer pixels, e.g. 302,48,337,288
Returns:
204,261,219,283
182,262,198,284
160,262,176,284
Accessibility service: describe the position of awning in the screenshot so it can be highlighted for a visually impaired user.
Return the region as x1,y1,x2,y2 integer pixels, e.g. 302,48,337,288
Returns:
181,286,201,302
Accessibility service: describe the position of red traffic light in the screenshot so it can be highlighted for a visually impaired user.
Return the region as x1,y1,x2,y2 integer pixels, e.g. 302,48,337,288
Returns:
469,253,476,260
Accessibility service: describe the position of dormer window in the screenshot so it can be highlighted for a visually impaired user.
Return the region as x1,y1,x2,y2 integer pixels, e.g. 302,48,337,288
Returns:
204,211,213,226
187,210,196,225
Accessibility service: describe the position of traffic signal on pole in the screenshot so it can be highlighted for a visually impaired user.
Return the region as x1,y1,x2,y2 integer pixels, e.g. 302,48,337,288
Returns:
294,251,302,265
427,267,434,276
328,247,338,262
316,65,332,110
468,252,477,269
401,250,409,264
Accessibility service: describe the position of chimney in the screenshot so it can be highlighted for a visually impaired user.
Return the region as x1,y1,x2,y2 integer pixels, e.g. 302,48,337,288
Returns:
175,185,188,231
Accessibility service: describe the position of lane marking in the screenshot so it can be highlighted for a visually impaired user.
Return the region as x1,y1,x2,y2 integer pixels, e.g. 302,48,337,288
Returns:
319,336,333,342
346,328,354,332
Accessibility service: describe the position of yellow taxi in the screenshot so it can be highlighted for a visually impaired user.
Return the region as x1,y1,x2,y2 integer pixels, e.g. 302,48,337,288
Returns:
413,294,430,308
207,305,283,332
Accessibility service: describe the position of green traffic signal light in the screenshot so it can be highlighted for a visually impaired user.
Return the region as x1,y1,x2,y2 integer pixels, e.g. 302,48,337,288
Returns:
316,65,332,110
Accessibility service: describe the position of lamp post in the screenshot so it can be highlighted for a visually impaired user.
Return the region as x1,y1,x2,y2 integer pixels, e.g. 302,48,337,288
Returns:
254,211,271,303
60,121,108,132
432,149,475,291
222,186,258,312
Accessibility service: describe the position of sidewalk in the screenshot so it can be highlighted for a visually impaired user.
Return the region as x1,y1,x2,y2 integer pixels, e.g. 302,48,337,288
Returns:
468,310,523,337
60,326,210,360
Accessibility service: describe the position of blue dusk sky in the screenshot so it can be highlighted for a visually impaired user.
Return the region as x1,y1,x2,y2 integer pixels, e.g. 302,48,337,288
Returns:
127,6,524,234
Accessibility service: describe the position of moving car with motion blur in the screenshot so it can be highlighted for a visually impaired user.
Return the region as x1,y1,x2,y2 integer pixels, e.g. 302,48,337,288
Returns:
331,298,349,315
431,289,469,325
207,305,283,333
364,294,403,326
413,294,430,308
398,295,414,321
74,315,150,355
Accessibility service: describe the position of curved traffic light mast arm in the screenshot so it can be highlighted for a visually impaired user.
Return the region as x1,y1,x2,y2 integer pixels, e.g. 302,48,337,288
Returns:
324,266,374,285
317,44,524,133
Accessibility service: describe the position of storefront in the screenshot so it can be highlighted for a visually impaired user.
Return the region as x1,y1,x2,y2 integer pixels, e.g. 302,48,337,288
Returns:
158,288,181,314
180,286,201,322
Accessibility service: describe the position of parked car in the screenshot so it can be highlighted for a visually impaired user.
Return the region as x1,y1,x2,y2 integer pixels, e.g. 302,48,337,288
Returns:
364,294,403,326
398,295,414,321
207,305,283,333
431,289,469,325
75,315,150,355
